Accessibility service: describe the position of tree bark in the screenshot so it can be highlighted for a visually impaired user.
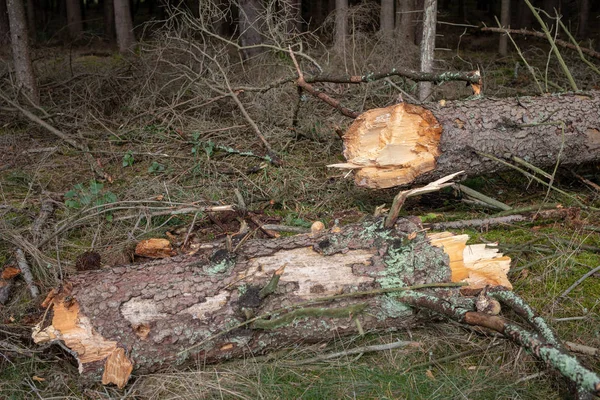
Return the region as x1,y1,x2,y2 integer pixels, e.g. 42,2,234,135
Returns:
331,91,600,188
114,0,135,53
0,0,9,45
103,0,115,42
334,0,347,52
395,0,415,45
65,0,83,39
498,0,509,56
577,0,589,39
238,0,264,59
418,0,436,102
6,0,39,105
380,0,394,38
33,217,510,387
25,0,35,41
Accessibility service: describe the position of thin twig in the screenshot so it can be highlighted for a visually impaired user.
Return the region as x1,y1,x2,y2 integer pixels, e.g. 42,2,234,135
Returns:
559,265,600,299
15,249,39,298
287,340,421,366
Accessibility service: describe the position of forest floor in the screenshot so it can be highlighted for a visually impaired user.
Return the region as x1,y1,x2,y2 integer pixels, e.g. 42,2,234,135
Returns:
1,21,600,399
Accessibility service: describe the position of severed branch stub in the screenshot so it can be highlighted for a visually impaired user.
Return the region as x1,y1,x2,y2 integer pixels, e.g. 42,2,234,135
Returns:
384,171,464,228
288,47,360,119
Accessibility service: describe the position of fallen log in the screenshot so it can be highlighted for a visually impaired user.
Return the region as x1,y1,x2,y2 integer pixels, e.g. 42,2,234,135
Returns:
329,91,600,188
33,217,511,388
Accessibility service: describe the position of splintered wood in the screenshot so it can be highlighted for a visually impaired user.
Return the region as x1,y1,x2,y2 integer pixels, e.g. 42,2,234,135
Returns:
329,103,442,189
427,232,512,291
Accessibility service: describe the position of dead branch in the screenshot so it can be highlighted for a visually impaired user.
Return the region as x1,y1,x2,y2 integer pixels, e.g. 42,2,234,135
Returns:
288,48,360,118
0,90,110,180
399,289,600,396
424,207,578,230
15,248,39,298
480,27,600,60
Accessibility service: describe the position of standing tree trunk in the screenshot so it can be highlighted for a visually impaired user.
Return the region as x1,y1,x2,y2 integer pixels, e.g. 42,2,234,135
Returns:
380,0,394,39
25,0,35,41
334,0,347,52
6,0,39,105
0,0,9,45
577,0,589,39
114,0,135,53
65,0,83,39
516,0,532,28
418,0,436,102
395,0,415,44
238,0,264,59
498,0,509,56
103,0,115,42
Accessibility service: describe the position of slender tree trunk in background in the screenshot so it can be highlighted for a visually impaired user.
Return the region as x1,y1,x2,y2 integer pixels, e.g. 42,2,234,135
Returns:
26,0,35,41
6,0,39,105
114,0,135,52
515,0,531,28
0,0,9,45
65,0,83,38
498,0,509,56
334,0,347,52
103,0,115,42
577,0,589,39
380,0,394,38
396,0,415,44
238,0,264,59
418,0,436,102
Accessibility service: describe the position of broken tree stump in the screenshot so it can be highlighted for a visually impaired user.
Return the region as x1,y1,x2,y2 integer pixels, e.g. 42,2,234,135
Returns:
330,91,600,188
33,217,510,388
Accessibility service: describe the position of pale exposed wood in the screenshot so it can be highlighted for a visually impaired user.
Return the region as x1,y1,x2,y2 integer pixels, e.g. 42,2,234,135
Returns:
428,232,512,290
328,103,442,188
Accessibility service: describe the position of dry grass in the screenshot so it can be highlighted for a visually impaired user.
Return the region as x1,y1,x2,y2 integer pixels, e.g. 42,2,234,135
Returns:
1,5,600,399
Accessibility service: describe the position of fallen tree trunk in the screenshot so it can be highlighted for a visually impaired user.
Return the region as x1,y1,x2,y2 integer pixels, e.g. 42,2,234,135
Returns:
33,217,511,388
330,91,600,188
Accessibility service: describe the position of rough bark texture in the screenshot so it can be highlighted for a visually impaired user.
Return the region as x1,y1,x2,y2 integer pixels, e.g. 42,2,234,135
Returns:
396,0,416,44
114,0,135,53
103,0,115,42
65,0,83,39
25,0,35,41
577,0,589,39
6,0,39,104
0,0,9,45
334,0,347,52
332,92,600,189
499,0,509,56
418,0,437,101
33,217,510,387
238,0,264,59
380,0,394,37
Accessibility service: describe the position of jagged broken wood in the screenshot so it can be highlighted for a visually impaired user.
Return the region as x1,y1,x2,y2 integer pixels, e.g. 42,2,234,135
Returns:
33,217,511,388
329,91,600,188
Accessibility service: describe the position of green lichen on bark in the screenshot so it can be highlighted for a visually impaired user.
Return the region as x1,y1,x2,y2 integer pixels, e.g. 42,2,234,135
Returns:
203,250,236,275
505,324,600,394
252,304,367,330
